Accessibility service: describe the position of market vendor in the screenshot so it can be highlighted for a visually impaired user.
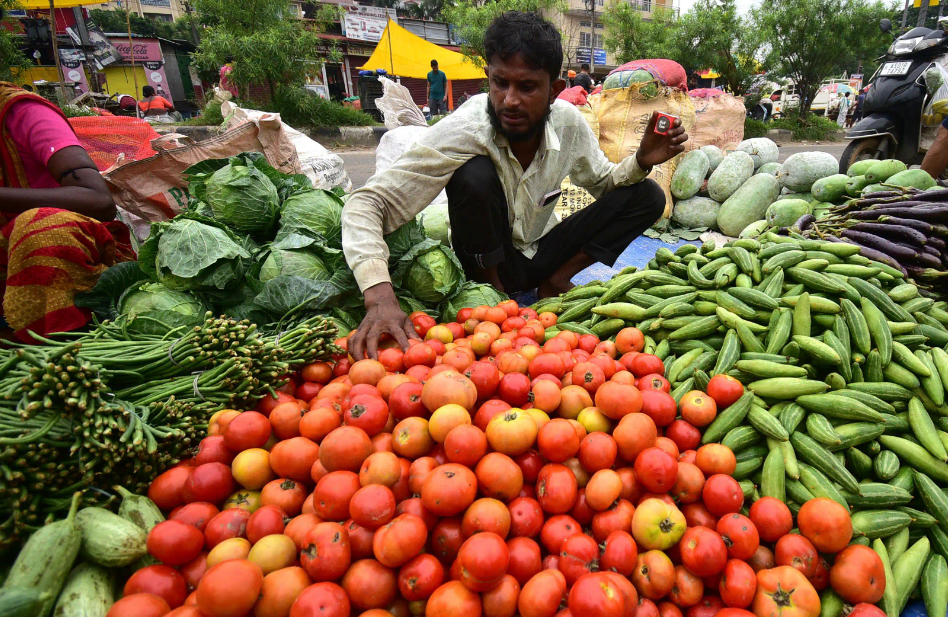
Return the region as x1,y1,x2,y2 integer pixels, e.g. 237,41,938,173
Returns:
342,11,686,360
0,81,135,342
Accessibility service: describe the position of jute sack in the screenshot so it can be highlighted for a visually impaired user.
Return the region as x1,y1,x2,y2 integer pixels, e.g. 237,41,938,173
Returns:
686,89,746,153
580,83,697,218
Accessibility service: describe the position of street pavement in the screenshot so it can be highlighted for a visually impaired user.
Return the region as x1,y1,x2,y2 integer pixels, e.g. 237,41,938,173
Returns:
337,142,850,190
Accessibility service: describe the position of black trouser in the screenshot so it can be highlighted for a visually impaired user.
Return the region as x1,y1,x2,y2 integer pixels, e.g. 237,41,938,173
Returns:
445,156,665,293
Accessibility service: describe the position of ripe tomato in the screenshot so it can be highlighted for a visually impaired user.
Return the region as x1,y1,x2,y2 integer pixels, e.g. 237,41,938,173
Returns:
193,436,236,466
670,462,705,505
679,391,717,427
592,499,635,543
300,522,351,581
557,532,600,586
540,514,582,554
246,505,286,545
748,496,794,543
498,372,532,406
222,411,272,452
148,466,193,511
569,572,626,617
312,471,359,520
486,410,539,457
633,447,679,493
665,420,701,453
427,580,483,617
715,514,759,561
719,559,756,609
124,565,187,609
203,509,250,550
182,462,235,505
601,530,638,577
613,412,657,463
474,452,524,502
465,362,501,400
195,559,264,617
269,437,319,483
829,545,886,604
536,463,579,514
288,582,349,617
429,517,465,564
797,497,853,553
341,559,398,610
639,390,677,427
319,426,374,473
349,484,396,530
456,531,509,591
595,382,643,420
747,546,775,573
483,574,521,617
630,354,664,378
461,497,510,537
421,463,478,517
753,566,820,617
507,536,543,586
705,375,744,409
374,514,428,568
775,534,819,579
518,570,567,617
633,550,675,600
848,605,888,617
572,362,606,394
389,382,426,420
694,444,737,477
686,595,725,617
147,520,204,567
255,567,311,617
398,553,444,601
508,496,544,539
577,432,617,472
680,503,718,530
669,565,703,608
679,527,727,577
344,394,389,437
631,499,686,551
106,594,170,617
585,469,623,512
701,474,743,517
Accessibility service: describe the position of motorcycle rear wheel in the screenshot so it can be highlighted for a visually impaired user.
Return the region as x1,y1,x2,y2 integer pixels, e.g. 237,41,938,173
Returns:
839,136,891,174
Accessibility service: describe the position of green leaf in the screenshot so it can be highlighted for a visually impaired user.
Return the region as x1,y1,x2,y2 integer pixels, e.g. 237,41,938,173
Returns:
254,275,350,315
157,218,251,279
74,261,151,320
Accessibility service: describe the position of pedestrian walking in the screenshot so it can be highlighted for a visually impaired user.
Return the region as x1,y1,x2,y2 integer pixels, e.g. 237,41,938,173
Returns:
836,92,851,127
427,60,448,117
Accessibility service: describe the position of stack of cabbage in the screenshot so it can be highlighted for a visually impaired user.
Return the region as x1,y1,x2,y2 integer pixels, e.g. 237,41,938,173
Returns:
85,152,506,335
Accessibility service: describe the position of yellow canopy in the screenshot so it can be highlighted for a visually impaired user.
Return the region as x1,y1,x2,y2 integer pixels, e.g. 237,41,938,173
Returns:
360,19,485,80
19,0,100,7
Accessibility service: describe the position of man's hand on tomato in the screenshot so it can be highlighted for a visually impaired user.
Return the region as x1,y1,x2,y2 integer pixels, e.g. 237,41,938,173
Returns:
349,283,420,361
636,111,689,169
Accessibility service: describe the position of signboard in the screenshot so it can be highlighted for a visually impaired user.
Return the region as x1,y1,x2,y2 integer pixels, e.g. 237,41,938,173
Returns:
576,47,607,65
58,48,90,94
141,0,172,6
70,21,123,70
342,6,396,43
112,40,165,63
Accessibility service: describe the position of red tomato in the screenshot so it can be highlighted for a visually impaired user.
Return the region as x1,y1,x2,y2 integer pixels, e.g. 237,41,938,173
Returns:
193,436,236,466
373,514,428,568
600,530,638,577
349,484,397,530
222,411,272,452
568,572,626,617
679,391,717,428
182,462,235,505
715,514,760,561
148,466,193,511
685,595,724,617
558,533,600,586
665,420,701,453
829,545,886,604
718,559,756,608
289,582,349,617
147,520,204,567
398,553,445,601
536,464,579,515
540,514,582,554
848,604,888,617
170,502,220,534
701,474,743,517
246,505,287,545
509,496,545,539
455,531,509,592
630,354,664,378
679,527,727,577
669,565,704,608
507,536,543,586
633,447,679,494
748,496,794,543
195,560,264,617
637,373,670,393
498,372,532,407
774,534,819,579
300,522,351,581
106,594,170,617
797,497,853,553
203,509,250,550
124,565,187,609
705,375,744,409
639,390,677,427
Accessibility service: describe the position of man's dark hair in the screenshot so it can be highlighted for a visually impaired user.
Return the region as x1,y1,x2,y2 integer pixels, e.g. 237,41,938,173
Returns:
431,59,438,68
484,11,562,81
142,85,155,97
580,63,590,72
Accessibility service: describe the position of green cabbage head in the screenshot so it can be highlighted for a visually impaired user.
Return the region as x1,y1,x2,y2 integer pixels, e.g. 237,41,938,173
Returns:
205,158,280,232
118,282,206,334
278,189,345,247
259,247,331,282
396,240,464,305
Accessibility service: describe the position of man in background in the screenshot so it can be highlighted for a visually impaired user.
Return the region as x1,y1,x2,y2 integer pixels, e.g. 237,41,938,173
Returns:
574,63,593,93
427,59,448,117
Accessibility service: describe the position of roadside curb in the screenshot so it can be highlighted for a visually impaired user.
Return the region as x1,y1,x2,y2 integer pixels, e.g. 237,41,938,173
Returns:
155,125,389,149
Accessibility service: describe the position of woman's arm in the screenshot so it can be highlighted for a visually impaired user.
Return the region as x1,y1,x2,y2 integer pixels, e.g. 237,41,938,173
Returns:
0,146,116,221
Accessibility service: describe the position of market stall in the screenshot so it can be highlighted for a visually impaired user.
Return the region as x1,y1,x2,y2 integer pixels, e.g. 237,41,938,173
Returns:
4,72,948,617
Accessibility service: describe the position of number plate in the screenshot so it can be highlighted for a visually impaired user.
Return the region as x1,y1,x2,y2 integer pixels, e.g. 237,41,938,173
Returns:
880,61,912,76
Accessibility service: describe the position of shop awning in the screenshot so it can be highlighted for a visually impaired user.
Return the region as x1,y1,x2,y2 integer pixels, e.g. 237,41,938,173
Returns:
360,19,485,80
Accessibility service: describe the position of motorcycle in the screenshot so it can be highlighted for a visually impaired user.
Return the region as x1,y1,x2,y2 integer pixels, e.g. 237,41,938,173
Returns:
841,18,948,173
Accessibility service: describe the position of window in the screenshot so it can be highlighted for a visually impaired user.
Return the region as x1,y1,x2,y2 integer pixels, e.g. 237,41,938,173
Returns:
594,33,604,48
595,23,604,29
579,20,591,27
580,31,591,47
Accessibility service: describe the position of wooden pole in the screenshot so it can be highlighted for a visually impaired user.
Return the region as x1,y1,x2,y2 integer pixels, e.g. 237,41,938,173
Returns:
48,0,69,103
125,7,140,118
447,79,453,111
387,18,394,76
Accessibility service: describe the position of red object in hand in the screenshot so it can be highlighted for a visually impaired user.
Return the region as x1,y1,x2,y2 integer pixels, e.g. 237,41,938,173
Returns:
654,112,679,135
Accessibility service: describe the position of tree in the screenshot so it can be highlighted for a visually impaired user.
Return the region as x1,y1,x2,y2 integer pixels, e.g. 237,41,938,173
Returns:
752,0,891,116
442,0,564,68
403,0,445,20
1,0,31,82
601,2,680,65
88,9,196,43
189,0,339,101
558,15,585,70
675,0,768,96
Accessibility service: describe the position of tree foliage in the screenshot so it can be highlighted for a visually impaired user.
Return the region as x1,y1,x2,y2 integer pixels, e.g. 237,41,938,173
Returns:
189,0,339,101
675,0,768,96
601,3,680,66
752,0,891,116
1,0,31,82
442,0,563,68
88,9,196,43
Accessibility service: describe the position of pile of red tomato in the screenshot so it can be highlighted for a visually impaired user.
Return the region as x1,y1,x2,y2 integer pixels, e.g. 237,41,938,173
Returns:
108,300,889,617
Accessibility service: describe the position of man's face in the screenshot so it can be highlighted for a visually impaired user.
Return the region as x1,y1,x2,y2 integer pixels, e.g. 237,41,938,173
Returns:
486,53,563,142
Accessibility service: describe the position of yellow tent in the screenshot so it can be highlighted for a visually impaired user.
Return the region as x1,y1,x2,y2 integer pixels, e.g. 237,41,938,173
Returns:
360,19,485,80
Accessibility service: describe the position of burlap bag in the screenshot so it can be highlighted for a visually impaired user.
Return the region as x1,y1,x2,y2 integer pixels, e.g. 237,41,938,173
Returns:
686,90,746,154
570,83,697,218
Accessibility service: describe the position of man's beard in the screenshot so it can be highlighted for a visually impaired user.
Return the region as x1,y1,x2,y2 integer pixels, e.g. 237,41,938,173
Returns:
487,98,552,143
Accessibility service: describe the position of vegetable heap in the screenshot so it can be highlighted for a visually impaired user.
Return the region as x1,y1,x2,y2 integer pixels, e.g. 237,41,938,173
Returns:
797,186,948,300
84,151,483,337
539,232,948,615
0,312,338,550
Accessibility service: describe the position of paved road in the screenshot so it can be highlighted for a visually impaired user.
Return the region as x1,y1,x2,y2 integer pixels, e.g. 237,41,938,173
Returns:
339,141,851,190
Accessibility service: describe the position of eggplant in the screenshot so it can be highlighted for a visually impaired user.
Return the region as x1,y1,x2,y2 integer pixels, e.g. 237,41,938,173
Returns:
840,230,919,261
911,188,948,201
875,216,940,235
859,207,948,223
843,222,928,246
928,236,946,251
844,240,909,275
906,266,948,279
794,214,816,231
